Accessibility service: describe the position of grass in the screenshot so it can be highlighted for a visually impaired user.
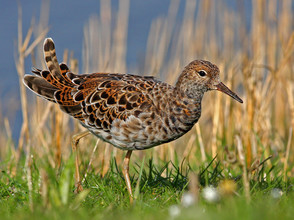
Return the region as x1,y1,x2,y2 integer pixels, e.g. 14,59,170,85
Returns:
1,0,294,219
0,152,293,220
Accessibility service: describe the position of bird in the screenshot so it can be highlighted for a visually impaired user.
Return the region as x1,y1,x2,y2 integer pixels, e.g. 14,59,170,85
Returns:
23,38,243,202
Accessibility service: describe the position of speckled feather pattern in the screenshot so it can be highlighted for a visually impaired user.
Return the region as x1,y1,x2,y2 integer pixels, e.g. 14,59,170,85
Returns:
24,38,240,151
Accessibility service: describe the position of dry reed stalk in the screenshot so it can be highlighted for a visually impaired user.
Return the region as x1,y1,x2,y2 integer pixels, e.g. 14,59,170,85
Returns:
15,4,48,172
30,100,56,162
267,0,278,70
173,0,195,63
32,103,53,139
29,103,54,163
284,127,292,181
224,66,237,147
25,140,33,211
99,0,111,71
158,144,169,163
187,171,200,202
250,133,257,162
235,135,250,203
101,143,111,177
14,4,49,210
195,124,206,162
144,18,164,75
279,0,293,42
41,168,49,207
61,115,71,148
279,33,294,73
167,142,175,164
63,49,69,64
83,0,129,74
55,105,62,168
39,134,56,168
242,64,254,169
244,0,267,167
211,91,221,158
33,0,50,69
4,118,15,151
116,148,124,169
82,139,100,184
111,0,129,71
284,80,294,180
182,134,196,162
273,32,294,140
144,0,179,77
207,1,218,58
15,6,29,162
194,0,210,54
4,118,16,172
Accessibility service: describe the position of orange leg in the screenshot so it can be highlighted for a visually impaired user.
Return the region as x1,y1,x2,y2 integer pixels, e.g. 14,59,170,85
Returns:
71,130,90,193
122,150,133,203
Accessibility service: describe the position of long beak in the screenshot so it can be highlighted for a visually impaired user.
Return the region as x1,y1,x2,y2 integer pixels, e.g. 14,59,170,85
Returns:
215,82,243,103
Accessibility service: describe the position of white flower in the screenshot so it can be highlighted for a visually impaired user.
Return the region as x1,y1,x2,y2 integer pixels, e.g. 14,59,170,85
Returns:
169,205,181,218
202,186,220,203
270,188,283,199
181,192,196,207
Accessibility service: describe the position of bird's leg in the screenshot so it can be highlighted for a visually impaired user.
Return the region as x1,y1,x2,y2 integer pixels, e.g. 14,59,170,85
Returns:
71,130,90,193
122,150,133,203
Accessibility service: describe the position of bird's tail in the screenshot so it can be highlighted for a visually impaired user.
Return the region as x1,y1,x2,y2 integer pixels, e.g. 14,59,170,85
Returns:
23,38,84,120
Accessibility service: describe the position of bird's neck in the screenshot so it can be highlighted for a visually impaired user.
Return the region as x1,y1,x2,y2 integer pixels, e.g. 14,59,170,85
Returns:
158,87,204,135
172,87,204,117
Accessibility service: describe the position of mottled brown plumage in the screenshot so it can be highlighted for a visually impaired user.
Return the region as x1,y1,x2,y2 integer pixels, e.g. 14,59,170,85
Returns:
23,38,243,201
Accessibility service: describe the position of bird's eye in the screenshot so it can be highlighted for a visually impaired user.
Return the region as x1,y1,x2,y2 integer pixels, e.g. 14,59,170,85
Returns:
198,70,207,77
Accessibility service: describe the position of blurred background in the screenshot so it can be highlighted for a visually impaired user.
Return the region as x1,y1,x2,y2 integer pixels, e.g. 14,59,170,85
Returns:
0,0,293,178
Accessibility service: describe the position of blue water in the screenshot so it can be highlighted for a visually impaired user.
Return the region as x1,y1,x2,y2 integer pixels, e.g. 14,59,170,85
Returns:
0,0,253,141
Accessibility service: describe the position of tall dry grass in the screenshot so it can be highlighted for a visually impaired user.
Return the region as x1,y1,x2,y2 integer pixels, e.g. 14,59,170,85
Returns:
1,0,293,189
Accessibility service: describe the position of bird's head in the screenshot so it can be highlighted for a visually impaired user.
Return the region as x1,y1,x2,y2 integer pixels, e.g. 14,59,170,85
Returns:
176,60,243,103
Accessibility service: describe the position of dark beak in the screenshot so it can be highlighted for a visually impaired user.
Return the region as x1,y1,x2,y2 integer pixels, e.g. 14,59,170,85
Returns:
215,82,243,103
